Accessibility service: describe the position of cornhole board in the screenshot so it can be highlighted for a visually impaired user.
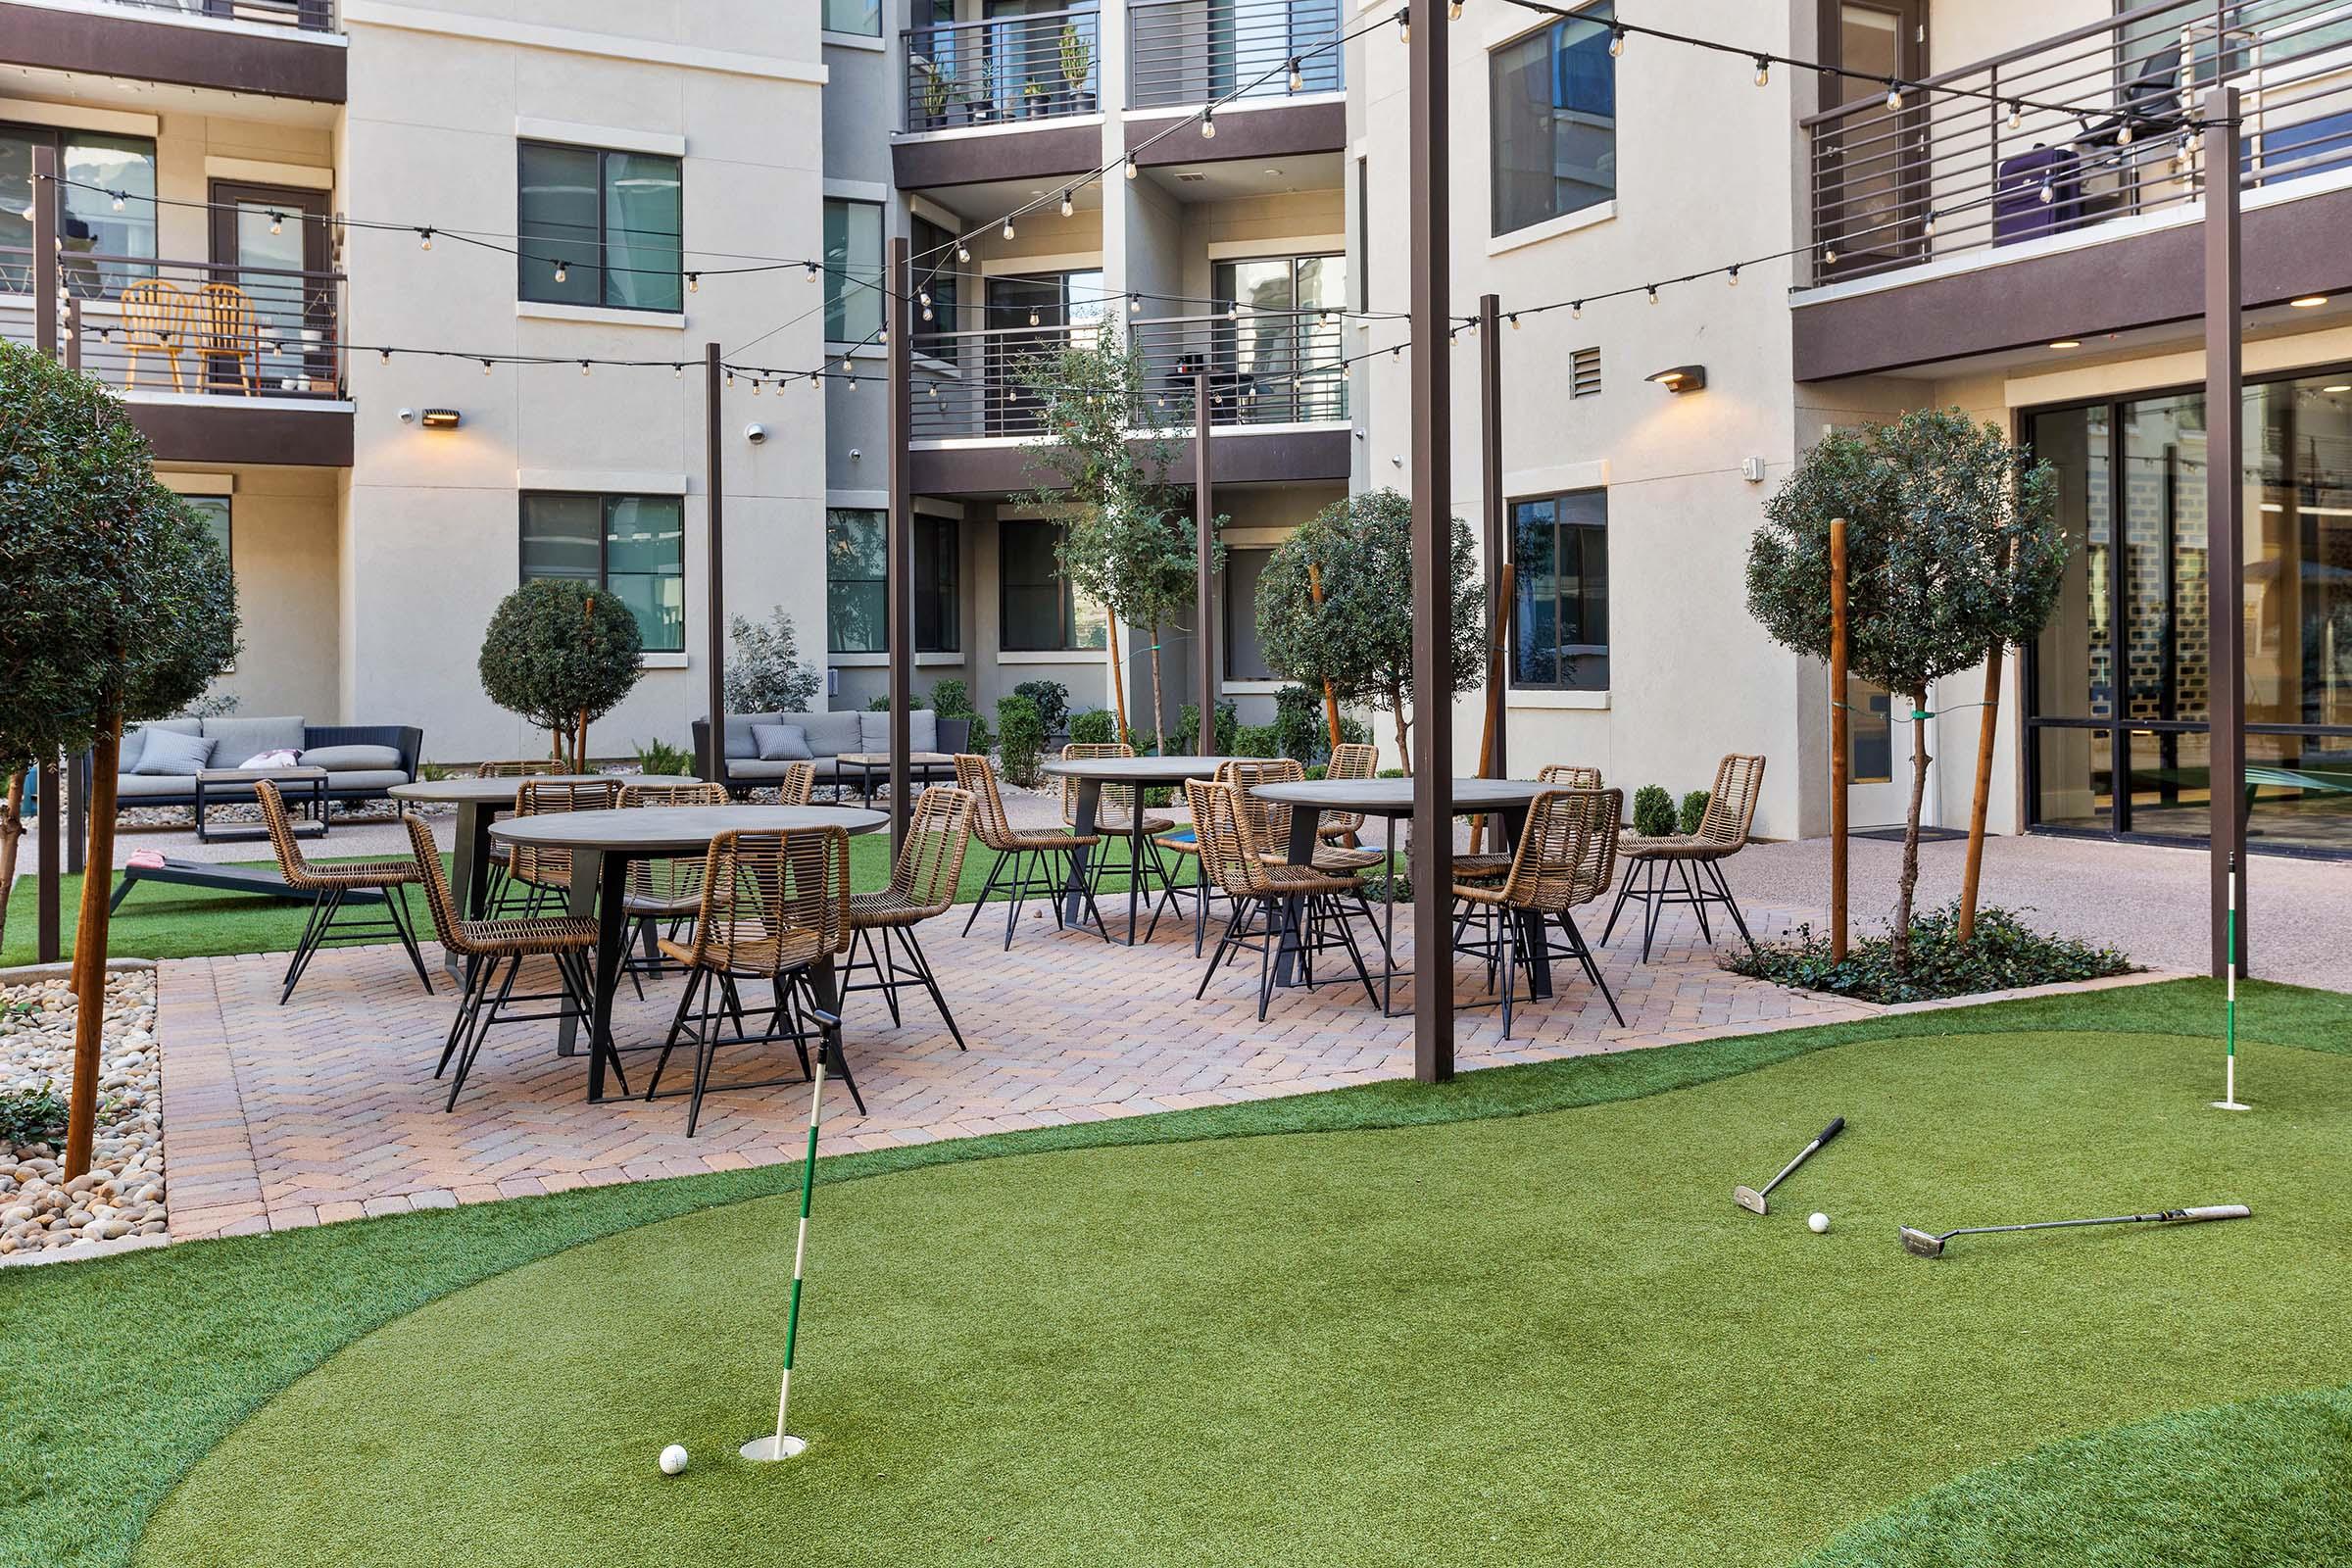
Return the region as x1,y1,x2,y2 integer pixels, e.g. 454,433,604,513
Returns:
108,858,386,915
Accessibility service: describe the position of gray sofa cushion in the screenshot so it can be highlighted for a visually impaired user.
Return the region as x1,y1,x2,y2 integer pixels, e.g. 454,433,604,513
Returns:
122,718,203,774
853,710,939,754
132,728,214,777
731,758,839,782
751,723,812,762
797,710,862,758
117,772,199,800
318,768,409,793
201,715,307,766
300,744,404,772
722,711,784,760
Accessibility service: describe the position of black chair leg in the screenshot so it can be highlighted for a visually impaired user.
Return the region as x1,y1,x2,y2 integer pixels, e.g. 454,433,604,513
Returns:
1560,911,1626,1027
385,887,434,995
643,966,709,1102
1600,858,1642,947
1705,858,1757,951
899,925,964,1050
1197,899,1248,1000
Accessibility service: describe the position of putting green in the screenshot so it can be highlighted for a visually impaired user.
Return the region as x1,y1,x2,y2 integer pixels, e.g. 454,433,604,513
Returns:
137,1029,2352,1568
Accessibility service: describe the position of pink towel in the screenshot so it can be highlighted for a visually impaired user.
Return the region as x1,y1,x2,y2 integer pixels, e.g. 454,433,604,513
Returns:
126,850,168,870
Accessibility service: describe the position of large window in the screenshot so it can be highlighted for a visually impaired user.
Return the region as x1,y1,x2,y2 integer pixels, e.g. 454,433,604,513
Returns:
824,198,884,344
1490,5,1617,236
1,124,158,295
1001,520,1107,652
911,215,959,342
822,0,881,36
184,494,232,568
517,142,682,312
825,510,960,654
1224,547,1276,681
520,493,685,653
1211,255,1348,423
1512,490,1608,691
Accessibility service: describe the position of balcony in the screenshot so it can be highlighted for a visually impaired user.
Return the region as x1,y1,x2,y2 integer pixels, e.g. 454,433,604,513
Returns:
0,0,346,101
904,7,1100,131
74,0,335,29
1127,0,1342,111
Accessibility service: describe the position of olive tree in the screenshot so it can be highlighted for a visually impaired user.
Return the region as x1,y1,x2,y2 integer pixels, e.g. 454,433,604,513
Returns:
0,342,239,1177
477,580,645,769
723,606,822,714
1748,409,2064,965
1255,488,1484,772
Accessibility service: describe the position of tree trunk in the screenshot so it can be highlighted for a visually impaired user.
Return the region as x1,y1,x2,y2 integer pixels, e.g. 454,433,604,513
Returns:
1147,619,1168,755
63,717,122,1181
574,707,590,773
1958,640,2004,943
1306,563,1343,754
0,772,23,959
1390,684,1411,775
1105,616,1131,749
1892,703,1931,971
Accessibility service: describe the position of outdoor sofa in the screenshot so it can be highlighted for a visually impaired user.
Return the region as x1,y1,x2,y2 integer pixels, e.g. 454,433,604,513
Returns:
692,710,970,798
115,715,424,809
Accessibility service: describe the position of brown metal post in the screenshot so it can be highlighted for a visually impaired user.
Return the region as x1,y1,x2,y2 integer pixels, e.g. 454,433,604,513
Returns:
2203,86,2247,976
703,342,728,785
887,237,915,852
1195,369,1216,754
32,145,57,359
36,760,60,964
1829,517,1849,963
1407,0,1454,1083
1478,292,1506,780
65,296,81,372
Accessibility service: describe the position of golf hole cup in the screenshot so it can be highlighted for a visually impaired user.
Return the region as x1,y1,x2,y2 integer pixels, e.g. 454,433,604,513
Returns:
1808,1212,1831,1234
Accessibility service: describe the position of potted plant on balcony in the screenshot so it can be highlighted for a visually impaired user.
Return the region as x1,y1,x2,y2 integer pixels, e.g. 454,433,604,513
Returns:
964,65,999,125
1022,80,1051,119
920,64,953,130
1060,24,1096,114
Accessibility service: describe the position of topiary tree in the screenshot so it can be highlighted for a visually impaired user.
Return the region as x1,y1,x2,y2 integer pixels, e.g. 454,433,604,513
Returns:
1012,678,1071,740
995,693,1045,787
1748,408,2064,966
477,580,644,770
722,606,821,715
0,342,239,1177
1255,488,1484,772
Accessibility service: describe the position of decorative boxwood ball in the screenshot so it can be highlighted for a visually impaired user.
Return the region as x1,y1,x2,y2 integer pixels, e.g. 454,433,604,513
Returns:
477,580,645,769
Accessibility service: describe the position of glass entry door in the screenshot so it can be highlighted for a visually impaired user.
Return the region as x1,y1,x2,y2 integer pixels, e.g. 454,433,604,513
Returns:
209,180,334,393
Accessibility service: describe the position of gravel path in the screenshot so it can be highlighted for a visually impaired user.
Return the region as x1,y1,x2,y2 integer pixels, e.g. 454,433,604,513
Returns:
0,970,166,1258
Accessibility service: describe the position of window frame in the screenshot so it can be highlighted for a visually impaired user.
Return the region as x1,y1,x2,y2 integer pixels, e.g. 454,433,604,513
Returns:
1509,488,1610,693
999,517,1105,653
2,122,161,296
824,508,960,655
517,490,687,655
823,196,885,345
821,0,883,37
515,139,683,313
1223,546,1278,682
1487,4,1618,239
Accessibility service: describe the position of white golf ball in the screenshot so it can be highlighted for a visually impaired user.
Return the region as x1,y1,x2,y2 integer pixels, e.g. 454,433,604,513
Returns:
1809,1211,1831,1234
659,1444,690,1476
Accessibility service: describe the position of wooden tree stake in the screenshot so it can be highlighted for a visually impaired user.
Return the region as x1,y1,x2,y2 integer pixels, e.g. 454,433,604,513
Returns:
1306,562,1343,755
64,717,122,1179
1958,638,2004,943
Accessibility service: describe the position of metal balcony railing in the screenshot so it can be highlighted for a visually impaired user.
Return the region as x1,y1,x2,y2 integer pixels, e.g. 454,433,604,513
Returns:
1802,0,2352,285
74,0,337,30
907,312,1348,441
904,7,1101,132
1128,0,1343,111
0,249,347,398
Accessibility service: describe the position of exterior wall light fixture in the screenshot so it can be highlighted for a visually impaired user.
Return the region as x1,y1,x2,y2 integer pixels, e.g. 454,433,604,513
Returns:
1646,365,1706,394
419,408,462,428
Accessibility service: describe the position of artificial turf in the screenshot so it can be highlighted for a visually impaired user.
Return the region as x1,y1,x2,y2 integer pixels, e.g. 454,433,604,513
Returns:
0,979,2343,1568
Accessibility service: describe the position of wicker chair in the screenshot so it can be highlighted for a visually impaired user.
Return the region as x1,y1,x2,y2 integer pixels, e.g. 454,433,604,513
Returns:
844,787,975,1048
1453,764,1601,883
503,777,622,912
257,779,431,1005
643,826,858,1135
476,760,567,779
1218,758,1386,875
1187,778,1380,1020
1318,742,1380,845
772,760,817,807
1453,788,1626,1036
1601,754,1766,961
617,781,730,986
402,814,610,1110
954,754,1109,950
1059,742,1178,903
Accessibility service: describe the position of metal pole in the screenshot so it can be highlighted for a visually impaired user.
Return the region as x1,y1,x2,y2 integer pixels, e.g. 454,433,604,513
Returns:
887,237,914,852
32,145,57,360
2202,85,2247,977
37,760,60,964
1407,0,1454,1084
704,342,728,785
1829,518,1850,963
1479,292,1505,781
65,296,81,373
66,750,85,878
1195,369,1215,754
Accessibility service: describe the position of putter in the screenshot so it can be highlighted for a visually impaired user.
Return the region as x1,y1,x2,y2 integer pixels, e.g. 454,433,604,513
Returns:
1733,1116,1844,1214
1899,1204,2250,1258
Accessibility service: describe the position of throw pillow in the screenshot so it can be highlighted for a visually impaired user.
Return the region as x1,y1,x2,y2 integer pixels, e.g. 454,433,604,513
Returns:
133,728,215,777
241,749,302,769
752,723,814,762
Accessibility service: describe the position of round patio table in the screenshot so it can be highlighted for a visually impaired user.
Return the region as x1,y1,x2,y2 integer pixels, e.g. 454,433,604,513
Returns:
1039,755,1240,943
1250,777,1553,1010
489,804,889,1100
390,775,657,981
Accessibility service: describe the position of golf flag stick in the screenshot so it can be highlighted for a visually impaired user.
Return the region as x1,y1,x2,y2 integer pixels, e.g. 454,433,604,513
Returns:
742,1022,835,1463
2214,854,2250,1110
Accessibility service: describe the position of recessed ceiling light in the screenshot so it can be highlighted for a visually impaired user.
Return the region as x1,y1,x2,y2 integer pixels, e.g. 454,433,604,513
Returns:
2327,383,2352,393
2289,295,2328,308
2048,339,2081,349
1263,167,1283,175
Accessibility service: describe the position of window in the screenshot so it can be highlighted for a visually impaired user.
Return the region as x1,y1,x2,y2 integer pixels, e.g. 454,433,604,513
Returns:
517,142,682,312
183,495,232,568
520,493,685,653
1212,255,1348,423
1511,490,1608,690
825,509,960,654
1001,520,1107,652
1,124,158,295
1490,5,1616,236
822,0,881,36
912,215,958,340
1224,547,1276,681
824,198,884,343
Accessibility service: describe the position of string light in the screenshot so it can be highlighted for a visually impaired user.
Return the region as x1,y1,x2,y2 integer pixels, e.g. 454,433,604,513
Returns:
111,190,124,212
688,272,700,292
1201,110,1216,139
481,359,493,375
1727,264,1740,286
1398,6,1408,44
956,241,971,262
672,363,682,379
1508,312,1521,328
2008,100,2024,129
1571,300,1582,318
1060,188,1074,217
1824,246,1838,265
1753,56,1770,86
1922,211,1936,237
1608,23,1626,56
417,227,433,250
1029,307,1041,326
554,260,568,283
1885,79,1902,111
269,211,282,235
1289,57,1303,91
1646,283,1659,305
1125,155,1139,179
1002,218,1015,239
2037,178,2054,206
806,261,818,280
378,348,391,365
579,360,591,376
1448,0,1461,17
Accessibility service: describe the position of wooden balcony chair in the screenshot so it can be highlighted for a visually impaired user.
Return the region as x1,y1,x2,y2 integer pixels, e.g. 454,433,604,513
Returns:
954,753,1109,950
1601,754,1766,961
198,280,261,394
401,814,613,1111
119,279,192,393
843,786,975,1049
1186,778,1380,1021
642,826,858,1135
256,779,432,1005
1453,787,1626,1037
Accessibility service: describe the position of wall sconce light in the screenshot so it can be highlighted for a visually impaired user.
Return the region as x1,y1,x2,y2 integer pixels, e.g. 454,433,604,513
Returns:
1646,365,1706,394
419,408,462,428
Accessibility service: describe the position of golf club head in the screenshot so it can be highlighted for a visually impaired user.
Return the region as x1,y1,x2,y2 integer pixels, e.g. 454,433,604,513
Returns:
1733,1186,1768,1214
1898,1226,1945,1258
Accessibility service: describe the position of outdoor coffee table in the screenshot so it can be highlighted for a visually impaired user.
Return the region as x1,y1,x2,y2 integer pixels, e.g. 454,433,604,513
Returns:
835,752,956,808
491,803,889,1101
195,766,328,844
1040,755,1238,944
388,774,654,981
1251,777,1552,1012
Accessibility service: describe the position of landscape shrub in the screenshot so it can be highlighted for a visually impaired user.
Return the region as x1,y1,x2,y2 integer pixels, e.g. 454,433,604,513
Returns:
1012,679,1071,738
1724,903,2135,1004
1679,790,1711,835
1067,709,1117,747
995,695,1046,787
1632,785,1678,838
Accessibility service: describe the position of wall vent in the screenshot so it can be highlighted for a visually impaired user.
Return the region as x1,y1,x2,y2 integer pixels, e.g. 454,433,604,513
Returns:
1174,172,1208,182
1571,347,1601,398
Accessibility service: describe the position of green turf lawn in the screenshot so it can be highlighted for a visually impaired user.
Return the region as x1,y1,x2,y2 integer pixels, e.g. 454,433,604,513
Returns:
0,836,1212,966
2,980,2347,1568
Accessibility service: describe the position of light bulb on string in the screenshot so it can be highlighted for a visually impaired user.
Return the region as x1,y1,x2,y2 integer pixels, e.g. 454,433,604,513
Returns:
1753,56,1770,86
1060,188,1073,218
2008,101,2023,129
1608,24,1626,57
1289,58,1303,91
580,360,592,376
2118,122,2133,145
554,260,568,283
688,272,700,292
1029,308,1041,326
922,303,934,321
269,211,282,235
1824,246,1838,265
2037,178,2054,205
1885,80,1902,111
418,227,433,250
956,241,970,262
1508,313,1521,329
1571,300,1582,318
672,363,682,379
482,359,494,375
1727,264,1740,286
727,369,736,388
378,348,391,365
1201,111,1216,139
111,190,125,212
1125,155,1139,179
806,261,818,280
1002,219,1015,239
1398,7,1408,44
1646,284,1659,305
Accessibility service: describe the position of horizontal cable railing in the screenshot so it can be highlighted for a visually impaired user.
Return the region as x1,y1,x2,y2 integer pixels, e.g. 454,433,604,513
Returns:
904,7,1102,132
0,249,347,399
907,312,1348,441
74,0,337,31
1128,0,1343,111
1803,0,2352,285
